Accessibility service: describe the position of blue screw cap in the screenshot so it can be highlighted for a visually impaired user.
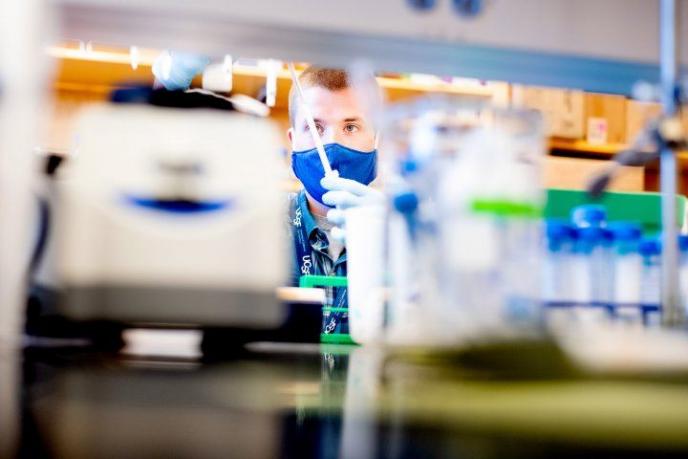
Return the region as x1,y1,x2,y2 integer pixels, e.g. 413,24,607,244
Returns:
638,237,662,257
571,204,607,228
393,191,419,214
607,222,643,242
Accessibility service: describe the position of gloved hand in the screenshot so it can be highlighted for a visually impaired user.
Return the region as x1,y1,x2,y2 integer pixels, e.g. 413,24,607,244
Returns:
152,50,210,91
321,176,384,243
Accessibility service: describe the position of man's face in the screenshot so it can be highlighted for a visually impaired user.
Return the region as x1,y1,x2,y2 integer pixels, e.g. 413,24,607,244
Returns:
288,86,376,152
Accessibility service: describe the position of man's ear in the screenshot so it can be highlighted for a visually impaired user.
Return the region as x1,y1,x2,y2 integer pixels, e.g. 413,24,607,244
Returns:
287,127,294,147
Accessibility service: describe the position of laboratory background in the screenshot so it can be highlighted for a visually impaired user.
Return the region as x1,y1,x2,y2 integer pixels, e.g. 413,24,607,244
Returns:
3,1,688,458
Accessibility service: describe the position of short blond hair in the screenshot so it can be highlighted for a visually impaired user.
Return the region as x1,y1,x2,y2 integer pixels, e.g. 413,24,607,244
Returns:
288,66,380,127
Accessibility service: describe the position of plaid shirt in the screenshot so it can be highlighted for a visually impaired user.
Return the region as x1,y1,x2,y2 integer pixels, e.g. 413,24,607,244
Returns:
288,190,348,310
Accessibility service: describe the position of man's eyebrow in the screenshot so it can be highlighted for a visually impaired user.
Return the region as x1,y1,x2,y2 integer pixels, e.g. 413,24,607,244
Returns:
303,118,325,126
343,117,362,122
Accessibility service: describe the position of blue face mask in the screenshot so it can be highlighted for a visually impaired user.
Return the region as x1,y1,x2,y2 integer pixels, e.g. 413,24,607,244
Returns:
291,143,377,206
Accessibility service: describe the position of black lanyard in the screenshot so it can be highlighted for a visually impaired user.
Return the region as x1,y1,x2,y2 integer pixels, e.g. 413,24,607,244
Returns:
291,197,348,333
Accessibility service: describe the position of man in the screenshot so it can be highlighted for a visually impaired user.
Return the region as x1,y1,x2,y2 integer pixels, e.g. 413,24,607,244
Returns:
286,66,381,335
153,56,382,335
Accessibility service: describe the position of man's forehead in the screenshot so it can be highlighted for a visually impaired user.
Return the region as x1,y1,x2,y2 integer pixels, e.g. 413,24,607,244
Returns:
296,86,368,122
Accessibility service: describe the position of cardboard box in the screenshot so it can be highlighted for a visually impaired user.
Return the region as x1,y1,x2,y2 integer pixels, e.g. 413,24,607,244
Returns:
585,93,627,144
511,85,585,139
543,156,644,192
586,117,608,145
625,100,662,145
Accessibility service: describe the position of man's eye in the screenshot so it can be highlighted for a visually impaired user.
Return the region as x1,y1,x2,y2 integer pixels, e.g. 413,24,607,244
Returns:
306,123,325,135
344,124,359,133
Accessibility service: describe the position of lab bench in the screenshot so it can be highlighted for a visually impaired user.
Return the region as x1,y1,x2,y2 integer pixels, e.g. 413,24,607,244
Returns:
6,340,688,459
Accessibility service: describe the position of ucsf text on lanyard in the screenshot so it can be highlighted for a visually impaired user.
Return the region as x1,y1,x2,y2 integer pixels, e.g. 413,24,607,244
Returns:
291,201,348,334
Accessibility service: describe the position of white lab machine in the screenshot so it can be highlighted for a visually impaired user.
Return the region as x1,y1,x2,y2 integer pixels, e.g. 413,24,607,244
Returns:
35,103,289,329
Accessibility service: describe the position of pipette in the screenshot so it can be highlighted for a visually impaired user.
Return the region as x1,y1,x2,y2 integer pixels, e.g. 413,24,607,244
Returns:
288,63,336,177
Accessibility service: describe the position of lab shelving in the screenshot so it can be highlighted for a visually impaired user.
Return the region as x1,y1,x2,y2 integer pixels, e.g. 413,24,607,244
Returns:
52,0,687,95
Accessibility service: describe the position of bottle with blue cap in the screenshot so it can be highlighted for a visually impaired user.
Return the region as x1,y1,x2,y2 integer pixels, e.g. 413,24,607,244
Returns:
639,236,662,327
569,205,613,325
608,222,643,326
542,220,577,329
679,235,688,320
542,220,576,303
678,234,688,322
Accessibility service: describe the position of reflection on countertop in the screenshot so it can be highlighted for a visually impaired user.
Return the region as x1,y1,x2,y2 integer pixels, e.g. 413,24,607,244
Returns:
7,340,688,459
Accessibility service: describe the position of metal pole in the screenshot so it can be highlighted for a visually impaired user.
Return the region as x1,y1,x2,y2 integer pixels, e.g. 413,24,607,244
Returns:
659,0,684,327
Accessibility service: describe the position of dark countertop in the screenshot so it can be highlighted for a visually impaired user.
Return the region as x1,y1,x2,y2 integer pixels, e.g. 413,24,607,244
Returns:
4,340,688,459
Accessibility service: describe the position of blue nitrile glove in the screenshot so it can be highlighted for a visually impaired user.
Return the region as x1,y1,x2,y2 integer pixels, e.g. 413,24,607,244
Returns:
152,50,210,91
321,176,384,243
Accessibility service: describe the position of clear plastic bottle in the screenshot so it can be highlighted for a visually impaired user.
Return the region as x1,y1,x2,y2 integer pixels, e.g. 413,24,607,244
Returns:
380,98,545,345
639,236,662,327
380,98,481,345
542,219,576,328
608,222,643,326
436,121,545,341
570,226,612,325
680,235,688,320
569,205,612,325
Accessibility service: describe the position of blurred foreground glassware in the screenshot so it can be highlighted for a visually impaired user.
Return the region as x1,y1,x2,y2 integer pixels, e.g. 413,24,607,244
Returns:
380,97,546,347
